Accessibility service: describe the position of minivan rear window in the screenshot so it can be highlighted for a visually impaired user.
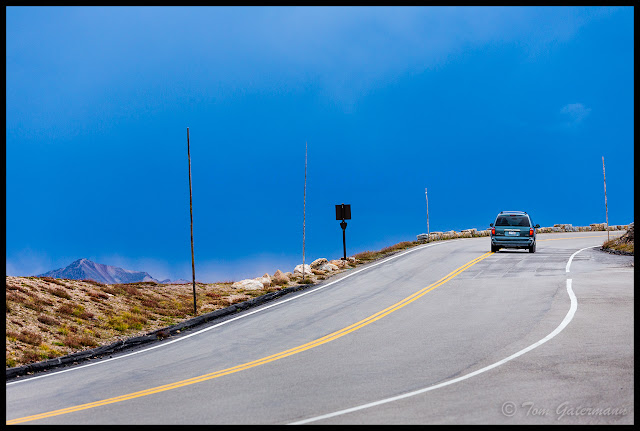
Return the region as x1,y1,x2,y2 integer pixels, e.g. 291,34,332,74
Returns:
495,215,530,227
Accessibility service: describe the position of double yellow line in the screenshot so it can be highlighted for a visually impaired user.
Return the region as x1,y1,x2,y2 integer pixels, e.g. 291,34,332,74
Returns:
8,251,494,425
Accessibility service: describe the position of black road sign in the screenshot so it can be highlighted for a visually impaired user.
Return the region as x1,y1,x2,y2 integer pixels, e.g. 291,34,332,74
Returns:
335,204,351,221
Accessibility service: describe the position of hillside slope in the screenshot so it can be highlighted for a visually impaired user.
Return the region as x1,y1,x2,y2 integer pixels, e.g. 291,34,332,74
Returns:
6,277,279,369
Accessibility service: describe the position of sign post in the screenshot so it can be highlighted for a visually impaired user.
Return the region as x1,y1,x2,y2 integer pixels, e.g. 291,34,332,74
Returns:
335,204,351,260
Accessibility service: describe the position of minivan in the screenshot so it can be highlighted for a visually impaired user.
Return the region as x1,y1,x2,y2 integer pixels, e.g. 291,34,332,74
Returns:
490,211,540,253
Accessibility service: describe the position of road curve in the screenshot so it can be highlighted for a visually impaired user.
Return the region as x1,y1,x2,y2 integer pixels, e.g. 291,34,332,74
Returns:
6,232,634,424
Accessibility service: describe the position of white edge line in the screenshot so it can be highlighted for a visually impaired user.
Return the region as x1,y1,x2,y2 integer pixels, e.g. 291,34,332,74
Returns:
290,279,578,425
290,245,596,425
7,238,467,386
566,245,598,272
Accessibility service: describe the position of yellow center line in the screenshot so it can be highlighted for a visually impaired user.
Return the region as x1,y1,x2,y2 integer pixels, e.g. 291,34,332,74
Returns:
8,251,495,424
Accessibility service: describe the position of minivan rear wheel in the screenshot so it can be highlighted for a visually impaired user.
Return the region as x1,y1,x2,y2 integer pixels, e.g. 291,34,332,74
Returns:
491,244,499,253
529,243,536,253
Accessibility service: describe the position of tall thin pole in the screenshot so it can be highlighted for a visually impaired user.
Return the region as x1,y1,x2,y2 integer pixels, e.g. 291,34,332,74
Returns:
187,127,197,315
302,141,307,281
425,188,430,235
602,156,609,242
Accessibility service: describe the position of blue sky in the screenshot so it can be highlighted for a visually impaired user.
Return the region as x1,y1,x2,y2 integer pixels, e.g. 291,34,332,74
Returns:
6,6,634,282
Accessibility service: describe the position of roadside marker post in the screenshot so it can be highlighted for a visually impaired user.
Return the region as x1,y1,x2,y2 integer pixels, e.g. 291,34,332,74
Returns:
602,156,609,242
187,127,197,315
425,188,430,235
302,142,307,281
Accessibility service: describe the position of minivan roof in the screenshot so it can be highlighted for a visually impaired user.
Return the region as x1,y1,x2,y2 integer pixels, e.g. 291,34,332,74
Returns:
499,211,527,215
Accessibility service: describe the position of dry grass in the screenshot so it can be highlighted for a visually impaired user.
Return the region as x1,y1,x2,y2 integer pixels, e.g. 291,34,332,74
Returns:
5,277,288,369
602,238,634,254
353,240,418,262
602,225,634,255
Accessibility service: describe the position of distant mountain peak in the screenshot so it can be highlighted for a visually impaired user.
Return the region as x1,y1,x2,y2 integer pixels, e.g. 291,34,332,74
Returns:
37,259,160,285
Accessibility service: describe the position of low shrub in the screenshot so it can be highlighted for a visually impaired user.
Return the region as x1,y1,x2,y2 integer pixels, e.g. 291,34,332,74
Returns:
6,291,27,304
23,299,45,313
380,241,414,254
107,316,129,332
56,303,75,315
6,282,28,293
37,344,62,360
82,279,106,287
212,298,231,307
101,286,119,295
111,284,144,297
63,333,98,349
6,355,17,368
20,349,42,364
141,298,159,308
88,290,110,300
16,330,43,346
352,250,378,261
130,281,158,286
39,277,69,287
47,287,71,300
37,314,60,326
299,278,315,284
79,310,95,320
68,305,93,320
122,311,147,328
24,295,54,311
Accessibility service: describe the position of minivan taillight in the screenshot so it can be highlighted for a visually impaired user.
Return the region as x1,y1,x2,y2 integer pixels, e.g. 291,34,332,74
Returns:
491,227,495,235
529,228,534,236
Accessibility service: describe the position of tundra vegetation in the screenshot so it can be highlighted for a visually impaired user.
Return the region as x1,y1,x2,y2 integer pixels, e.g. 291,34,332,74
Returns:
6,278,277,368
601,222,634,255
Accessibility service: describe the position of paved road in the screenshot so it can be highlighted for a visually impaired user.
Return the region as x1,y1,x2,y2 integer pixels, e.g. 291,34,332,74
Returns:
6,232,634,424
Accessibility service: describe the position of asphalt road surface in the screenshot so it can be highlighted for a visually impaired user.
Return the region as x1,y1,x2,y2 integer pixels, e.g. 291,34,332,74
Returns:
6,232,634,424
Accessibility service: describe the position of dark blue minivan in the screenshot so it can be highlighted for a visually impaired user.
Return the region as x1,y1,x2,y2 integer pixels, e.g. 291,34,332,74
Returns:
490,211,540,253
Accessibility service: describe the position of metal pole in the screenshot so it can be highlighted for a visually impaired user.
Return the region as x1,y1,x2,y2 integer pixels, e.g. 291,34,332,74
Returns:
425,188,429,235
187,127,197,315
341,220,347,260
302,141,307,281
602,156,609,242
